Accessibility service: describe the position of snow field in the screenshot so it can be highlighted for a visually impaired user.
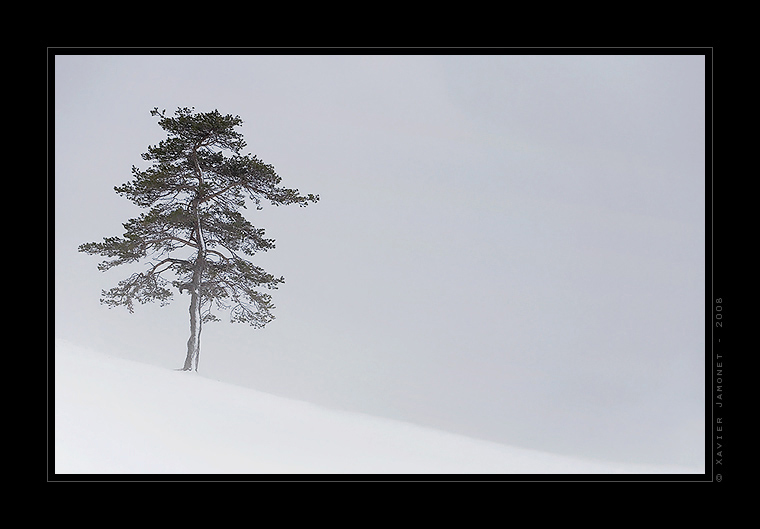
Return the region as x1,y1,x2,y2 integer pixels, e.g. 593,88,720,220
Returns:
53,340,702,475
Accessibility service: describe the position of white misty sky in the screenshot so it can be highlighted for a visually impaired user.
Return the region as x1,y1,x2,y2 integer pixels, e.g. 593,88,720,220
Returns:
54,52,706,468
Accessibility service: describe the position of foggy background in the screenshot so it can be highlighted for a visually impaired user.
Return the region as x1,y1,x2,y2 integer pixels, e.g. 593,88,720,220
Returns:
53,53,706,468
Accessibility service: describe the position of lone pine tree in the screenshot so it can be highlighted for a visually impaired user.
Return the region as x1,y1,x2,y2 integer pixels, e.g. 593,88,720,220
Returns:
79,107,318,371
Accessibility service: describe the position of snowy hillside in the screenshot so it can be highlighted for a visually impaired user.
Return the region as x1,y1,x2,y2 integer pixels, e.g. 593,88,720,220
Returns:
53,340,702,475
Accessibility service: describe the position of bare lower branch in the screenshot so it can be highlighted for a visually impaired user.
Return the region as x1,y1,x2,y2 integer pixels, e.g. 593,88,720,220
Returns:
149,257,190,276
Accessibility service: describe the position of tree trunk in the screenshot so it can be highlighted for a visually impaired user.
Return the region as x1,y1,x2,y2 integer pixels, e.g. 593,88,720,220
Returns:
181,200,206,371
182,263,203,371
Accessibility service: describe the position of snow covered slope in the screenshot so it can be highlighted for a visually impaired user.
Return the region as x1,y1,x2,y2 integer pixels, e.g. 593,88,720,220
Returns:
53,340,702,475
